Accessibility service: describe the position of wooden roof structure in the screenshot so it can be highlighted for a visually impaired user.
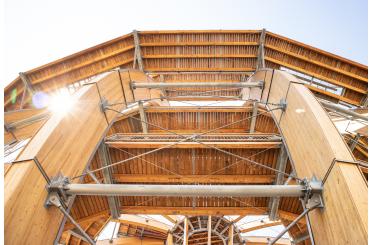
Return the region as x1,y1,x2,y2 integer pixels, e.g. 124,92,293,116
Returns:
4,30,368,245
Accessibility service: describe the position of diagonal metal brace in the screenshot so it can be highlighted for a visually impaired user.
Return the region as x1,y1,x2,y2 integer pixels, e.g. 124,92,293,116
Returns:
268,176,323,245
46,192,96,245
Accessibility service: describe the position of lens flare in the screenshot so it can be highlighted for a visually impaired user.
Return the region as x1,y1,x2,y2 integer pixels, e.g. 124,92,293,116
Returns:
48,91,75,115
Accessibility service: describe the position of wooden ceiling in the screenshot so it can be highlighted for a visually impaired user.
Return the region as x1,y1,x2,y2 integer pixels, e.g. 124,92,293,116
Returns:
4,30,368,111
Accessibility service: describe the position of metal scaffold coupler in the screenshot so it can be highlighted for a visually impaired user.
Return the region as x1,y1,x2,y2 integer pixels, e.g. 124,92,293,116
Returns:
302,176,324,209
44,172,71,208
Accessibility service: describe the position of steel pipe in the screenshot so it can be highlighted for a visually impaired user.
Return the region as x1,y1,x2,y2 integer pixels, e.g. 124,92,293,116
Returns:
131,81,263,89
320,100,368,121
65,184,305,197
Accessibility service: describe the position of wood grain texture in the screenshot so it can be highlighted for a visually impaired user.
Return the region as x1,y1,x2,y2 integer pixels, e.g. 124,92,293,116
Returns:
255,69,367,244
4,70,159,245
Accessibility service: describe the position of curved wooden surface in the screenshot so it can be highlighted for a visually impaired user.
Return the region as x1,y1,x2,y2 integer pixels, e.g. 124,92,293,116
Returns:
5,70,162,244
249,69,367,244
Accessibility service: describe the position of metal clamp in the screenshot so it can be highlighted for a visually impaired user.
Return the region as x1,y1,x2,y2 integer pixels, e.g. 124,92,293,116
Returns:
45,173,71,208
302,176,324,209
279,98,288,112
99,97,109,113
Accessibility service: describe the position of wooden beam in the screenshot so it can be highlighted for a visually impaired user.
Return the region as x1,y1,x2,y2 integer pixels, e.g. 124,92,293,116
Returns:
120,206,268,216
97,237,164,245
240,219,282,233
162,215,177,224
107,141,281,149
140,41,259,47
265,44,368,82
112,214,170,234
111,174,275,184
207,216,212,245
143,54,257,59
265,57,367,94
233,215,245,223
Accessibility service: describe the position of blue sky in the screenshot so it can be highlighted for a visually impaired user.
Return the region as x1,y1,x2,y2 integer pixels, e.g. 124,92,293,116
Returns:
3,0,368,84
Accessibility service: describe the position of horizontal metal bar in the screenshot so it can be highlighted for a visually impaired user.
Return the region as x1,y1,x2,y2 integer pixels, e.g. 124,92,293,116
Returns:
320,100,368,121
131,81,263,89
65,184,304,197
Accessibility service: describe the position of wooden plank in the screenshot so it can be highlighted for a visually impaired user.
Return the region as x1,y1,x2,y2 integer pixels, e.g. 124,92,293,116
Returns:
97,237,164,245
107,141,281,149
256,69,368,244
265,57,367,94
240,219,281,233
113,214,170,233
163,215,177,224
111,174,275,184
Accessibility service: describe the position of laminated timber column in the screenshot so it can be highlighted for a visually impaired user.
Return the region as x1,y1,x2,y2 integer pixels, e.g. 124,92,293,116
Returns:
252,69,368,244
207,216,212,245
183,217,189,245
228,224,234,245
4,70,163,245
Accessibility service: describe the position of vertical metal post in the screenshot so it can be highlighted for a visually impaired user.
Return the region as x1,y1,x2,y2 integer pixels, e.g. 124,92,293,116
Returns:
349,133,361,151
132,30,144,71
269,144,288,220
98,143,121,219
256,28,266,70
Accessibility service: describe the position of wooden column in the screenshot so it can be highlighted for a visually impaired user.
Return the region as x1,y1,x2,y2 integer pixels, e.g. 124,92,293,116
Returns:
255,69,368,244
166,232,173,245
183,217,189,245
249,101,258,133
228,224,234,245
207,215,212,245
138,101,148,134
4,70,159,245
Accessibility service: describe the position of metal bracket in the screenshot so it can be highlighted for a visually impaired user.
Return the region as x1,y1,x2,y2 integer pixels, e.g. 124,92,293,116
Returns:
45,173,70,208
303,176,324,209
279,98,288,112
99,97,109,113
